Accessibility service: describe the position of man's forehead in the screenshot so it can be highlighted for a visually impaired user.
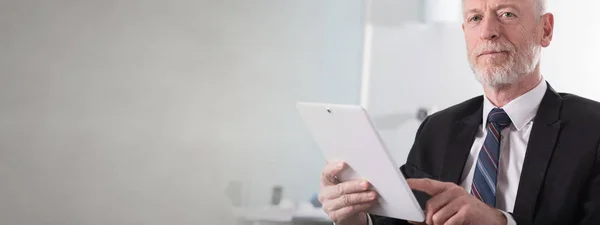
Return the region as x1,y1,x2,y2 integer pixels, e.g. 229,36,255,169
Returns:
463,0,534,10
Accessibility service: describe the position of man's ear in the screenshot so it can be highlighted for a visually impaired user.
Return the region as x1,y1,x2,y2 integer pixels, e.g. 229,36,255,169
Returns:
540,13,554,47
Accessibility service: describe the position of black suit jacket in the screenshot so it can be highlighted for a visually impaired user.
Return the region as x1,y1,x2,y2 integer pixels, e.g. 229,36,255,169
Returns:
372,83,600,225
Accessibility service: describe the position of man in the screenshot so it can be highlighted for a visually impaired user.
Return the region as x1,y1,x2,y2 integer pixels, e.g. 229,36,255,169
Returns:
318,0,600,224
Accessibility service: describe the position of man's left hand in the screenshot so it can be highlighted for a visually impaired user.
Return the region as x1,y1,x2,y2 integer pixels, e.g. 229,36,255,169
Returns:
407,178,507,225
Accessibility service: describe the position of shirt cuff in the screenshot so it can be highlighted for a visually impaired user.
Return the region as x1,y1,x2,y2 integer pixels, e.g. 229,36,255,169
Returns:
499,210,517,225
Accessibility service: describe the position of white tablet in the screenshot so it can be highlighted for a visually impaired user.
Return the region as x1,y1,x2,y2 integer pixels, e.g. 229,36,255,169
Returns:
296,102,425,222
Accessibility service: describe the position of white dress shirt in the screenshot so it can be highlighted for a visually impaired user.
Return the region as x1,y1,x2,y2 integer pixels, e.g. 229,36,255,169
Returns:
366,79,547,225
459,79,547,225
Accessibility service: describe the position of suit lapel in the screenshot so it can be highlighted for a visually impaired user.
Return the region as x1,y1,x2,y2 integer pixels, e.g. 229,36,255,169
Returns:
440,101,482,184
513,83,563,220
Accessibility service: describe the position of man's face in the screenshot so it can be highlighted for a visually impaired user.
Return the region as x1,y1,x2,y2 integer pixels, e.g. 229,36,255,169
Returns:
462,0,550,88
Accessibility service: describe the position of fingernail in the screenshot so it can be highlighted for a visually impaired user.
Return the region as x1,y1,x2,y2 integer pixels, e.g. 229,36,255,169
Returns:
361,181,369,188
337,163,344,169
369,192,376,198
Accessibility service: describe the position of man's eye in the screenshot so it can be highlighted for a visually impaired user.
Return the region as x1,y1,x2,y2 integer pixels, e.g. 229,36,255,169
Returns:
470,16,482,22
502,12,516,18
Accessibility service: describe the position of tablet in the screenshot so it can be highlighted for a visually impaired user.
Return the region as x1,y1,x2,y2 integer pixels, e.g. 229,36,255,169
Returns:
296,102,425,222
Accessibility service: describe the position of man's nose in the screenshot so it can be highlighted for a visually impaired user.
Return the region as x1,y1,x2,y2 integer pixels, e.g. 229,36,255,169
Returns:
480,17,501,40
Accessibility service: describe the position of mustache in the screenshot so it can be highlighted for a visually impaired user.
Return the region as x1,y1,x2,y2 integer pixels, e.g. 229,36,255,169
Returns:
472,42,514,57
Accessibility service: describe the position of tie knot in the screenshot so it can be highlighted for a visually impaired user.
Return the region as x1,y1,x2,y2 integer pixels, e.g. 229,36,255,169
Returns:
487,108,511,127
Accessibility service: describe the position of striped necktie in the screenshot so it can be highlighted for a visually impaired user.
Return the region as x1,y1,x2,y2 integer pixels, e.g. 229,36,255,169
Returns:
471,108,511,207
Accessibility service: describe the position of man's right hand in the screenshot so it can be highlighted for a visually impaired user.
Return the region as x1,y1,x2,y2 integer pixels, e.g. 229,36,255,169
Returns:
318,161,377,225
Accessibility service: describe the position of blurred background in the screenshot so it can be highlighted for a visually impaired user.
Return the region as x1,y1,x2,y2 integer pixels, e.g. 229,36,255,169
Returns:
0,0,598,224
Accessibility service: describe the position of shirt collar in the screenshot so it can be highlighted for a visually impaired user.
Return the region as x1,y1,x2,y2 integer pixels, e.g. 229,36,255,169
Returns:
482,79,547,131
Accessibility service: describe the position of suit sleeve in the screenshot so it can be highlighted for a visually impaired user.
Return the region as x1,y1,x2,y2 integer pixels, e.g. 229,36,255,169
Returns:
576,142,600,225
370,117,431,225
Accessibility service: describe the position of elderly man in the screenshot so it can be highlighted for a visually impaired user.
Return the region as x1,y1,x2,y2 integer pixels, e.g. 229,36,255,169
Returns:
318,0,600,224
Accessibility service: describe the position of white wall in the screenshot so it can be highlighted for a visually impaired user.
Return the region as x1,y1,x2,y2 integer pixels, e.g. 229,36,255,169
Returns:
0,0,364,224
424,0,462,22
542,1,600,99
364,23,480,166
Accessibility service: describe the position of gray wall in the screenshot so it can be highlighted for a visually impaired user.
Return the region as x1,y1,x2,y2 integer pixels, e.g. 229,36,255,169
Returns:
0,0,364,224
367,0,421,26
210,0,365,207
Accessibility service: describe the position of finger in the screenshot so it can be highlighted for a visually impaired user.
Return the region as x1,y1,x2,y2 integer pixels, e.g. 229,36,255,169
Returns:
325,191,377,212
321,180,371,200
328,202,376,223
425,185,464,224
321,162,346,186
431,197,463,225
438,206,467,225
407,178,449,196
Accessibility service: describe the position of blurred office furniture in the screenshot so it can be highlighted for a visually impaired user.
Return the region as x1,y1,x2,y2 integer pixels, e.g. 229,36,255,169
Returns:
310,193,322,208
233,202,330,225
226,180,244,207
371,106,436,130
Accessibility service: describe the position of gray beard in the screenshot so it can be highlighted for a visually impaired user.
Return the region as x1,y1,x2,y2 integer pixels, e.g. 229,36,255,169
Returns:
470,44,541,88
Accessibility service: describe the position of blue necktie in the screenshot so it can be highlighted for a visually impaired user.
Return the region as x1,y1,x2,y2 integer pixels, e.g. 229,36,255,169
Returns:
471,108,511,207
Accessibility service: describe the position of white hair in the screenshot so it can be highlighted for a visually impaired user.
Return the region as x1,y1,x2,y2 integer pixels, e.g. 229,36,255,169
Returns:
462,0,547,16
535,0,547,16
